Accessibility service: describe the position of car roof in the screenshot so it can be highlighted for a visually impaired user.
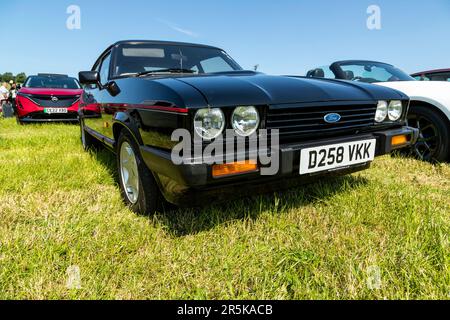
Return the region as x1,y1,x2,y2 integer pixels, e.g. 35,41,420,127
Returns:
411,68,450,76
91,40,228,72
35,73,69,78
112,40,223,51
26,74,80,86
94,40,225,66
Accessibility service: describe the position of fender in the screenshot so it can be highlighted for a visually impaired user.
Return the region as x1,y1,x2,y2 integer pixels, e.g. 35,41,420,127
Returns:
112,111,144,148
112,110,167,195
408,96,450,122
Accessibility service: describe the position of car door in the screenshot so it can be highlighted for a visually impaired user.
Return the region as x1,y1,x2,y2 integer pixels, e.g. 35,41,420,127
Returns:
82,51,115,144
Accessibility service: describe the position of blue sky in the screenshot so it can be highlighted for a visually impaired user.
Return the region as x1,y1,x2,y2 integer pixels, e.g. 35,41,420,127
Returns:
1,0,449,78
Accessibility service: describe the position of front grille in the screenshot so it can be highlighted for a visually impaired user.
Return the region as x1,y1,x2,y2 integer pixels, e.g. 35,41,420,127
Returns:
266,101,377,141
28,95,80,108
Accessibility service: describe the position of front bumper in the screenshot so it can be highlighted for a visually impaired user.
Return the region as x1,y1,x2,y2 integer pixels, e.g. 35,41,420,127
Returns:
141,126,418,206
18,112,79,123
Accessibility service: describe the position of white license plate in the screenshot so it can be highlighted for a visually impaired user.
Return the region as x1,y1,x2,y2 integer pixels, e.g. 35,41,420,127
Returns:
44,108,68,114
299,139,376,175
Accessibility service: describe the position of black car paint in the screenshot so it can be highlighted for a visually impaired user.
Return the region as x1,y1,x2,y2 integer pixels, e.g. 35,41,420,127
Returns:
79,41,417,206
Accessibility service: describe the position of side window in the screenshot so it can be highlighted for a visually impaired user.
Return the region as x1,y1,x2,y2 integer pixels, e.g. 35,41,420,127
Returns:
99,53,111,85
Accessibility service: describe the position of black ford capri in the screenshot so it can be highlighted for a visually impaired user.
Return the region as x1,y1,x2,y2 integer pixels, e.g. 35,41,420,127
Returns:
78,40,418,214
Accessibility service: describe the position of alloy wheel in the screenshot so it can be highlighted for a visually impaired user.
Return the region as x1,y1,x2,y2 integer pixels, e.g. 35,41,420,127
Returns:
119,142,140,204
407,114,439,161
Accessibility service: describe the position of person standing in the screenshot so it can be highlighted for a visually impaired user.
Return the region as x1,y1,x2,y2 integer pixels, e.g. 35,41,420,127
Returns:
9,83,17,102
0,82,10,113
8,82,18,115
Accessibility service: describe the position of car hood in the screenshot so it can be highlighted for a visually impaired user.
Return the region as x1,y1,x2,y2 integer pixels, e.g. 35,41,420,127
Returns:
156,73,406,107
376,80,450,120
19,87,83,96
375,80,450,97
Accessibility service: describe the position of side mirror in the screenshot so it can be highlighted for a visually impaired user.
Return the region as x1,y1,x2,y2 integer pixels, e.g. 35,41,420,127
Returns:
78,71,100,85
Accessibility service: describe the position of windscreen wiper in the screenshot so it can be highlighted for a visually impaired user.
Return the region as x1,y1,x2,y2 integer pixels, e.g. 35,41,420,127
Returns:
136,68,196,76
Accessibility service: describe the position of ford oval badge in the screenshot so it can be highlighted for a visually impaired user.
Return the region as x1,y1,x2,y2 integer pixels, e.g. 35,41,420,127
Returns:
324,113,341,123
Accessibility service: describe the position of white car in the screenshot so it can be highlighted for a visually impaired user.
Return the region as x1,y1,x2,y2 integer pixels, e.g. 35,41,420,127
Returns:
306,61,450,162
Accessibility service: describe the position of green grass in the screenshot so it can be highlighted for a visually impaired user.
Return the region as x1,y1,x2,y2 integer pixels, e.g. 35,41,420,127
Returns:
0,117,448,300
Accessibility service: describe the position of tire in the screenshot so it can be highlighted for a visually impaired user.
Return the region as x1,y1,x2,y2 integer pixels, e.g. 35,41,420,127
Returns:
407,105,450,162
80,120,101,151
116,130,159,215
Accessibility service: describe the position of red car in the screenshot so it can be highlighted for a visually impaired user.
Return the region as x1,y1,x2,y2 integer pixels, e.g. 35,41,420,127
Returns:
411,68,450,81
15,74,82,124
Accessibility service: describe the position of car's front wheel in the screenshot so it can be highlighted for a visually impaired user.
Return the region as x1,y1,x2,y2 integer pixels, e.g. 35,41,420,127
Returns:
116,130,159,215
407,105,450,162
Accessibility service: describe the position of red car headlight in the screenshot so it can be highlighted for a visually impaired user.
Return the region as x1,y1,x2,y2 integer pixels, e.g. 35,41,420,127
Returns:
16,94,40,110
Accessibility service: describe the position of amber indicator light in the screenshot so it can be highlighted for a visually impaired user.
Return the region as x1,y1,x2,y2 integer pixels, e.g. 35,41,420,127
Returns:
392,134,409,146
212,161,258,178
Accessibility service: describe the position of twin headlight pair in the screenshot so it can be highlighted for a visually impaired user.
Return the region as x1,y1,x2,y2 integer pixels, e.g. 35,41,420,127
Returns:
194,106,259,140
194,101,402,139
375,100,403,123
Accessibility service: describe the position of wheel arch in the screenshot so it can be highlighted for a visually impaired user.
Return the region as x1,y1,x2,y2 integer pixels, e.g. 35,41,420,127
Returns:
409,99,450,124
112,113,167,204
112,112,144,148
408,99,450,162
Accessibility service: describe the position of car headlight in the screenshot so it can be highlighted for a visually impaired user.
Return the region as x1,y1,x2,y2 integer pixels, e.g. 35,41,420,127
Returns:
194,108,225,140
231,106,260,137
388,100,403,121
375,101,388,123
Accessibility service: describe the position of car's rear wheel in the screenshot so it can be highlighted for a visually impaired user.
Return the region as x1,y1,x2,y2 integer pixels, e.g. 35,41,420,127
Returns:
406,105,450,162
116,130,159,215
80,120,101,151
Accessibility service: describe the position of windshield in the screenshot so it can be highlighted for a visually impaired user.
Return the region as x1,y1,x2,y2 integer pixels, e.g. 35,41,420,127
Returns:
336,62,414,83
25,76,81,89
113,43,243,77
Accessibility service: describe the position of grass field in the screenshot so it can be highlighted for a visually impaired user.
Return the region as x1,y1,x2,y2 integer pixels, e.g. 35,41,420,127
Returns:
0,117,448,300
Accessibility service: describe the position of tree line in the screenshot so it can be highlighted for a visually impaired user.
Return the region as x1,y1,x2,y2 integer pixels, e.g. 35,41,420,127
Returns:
1,72,27,84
